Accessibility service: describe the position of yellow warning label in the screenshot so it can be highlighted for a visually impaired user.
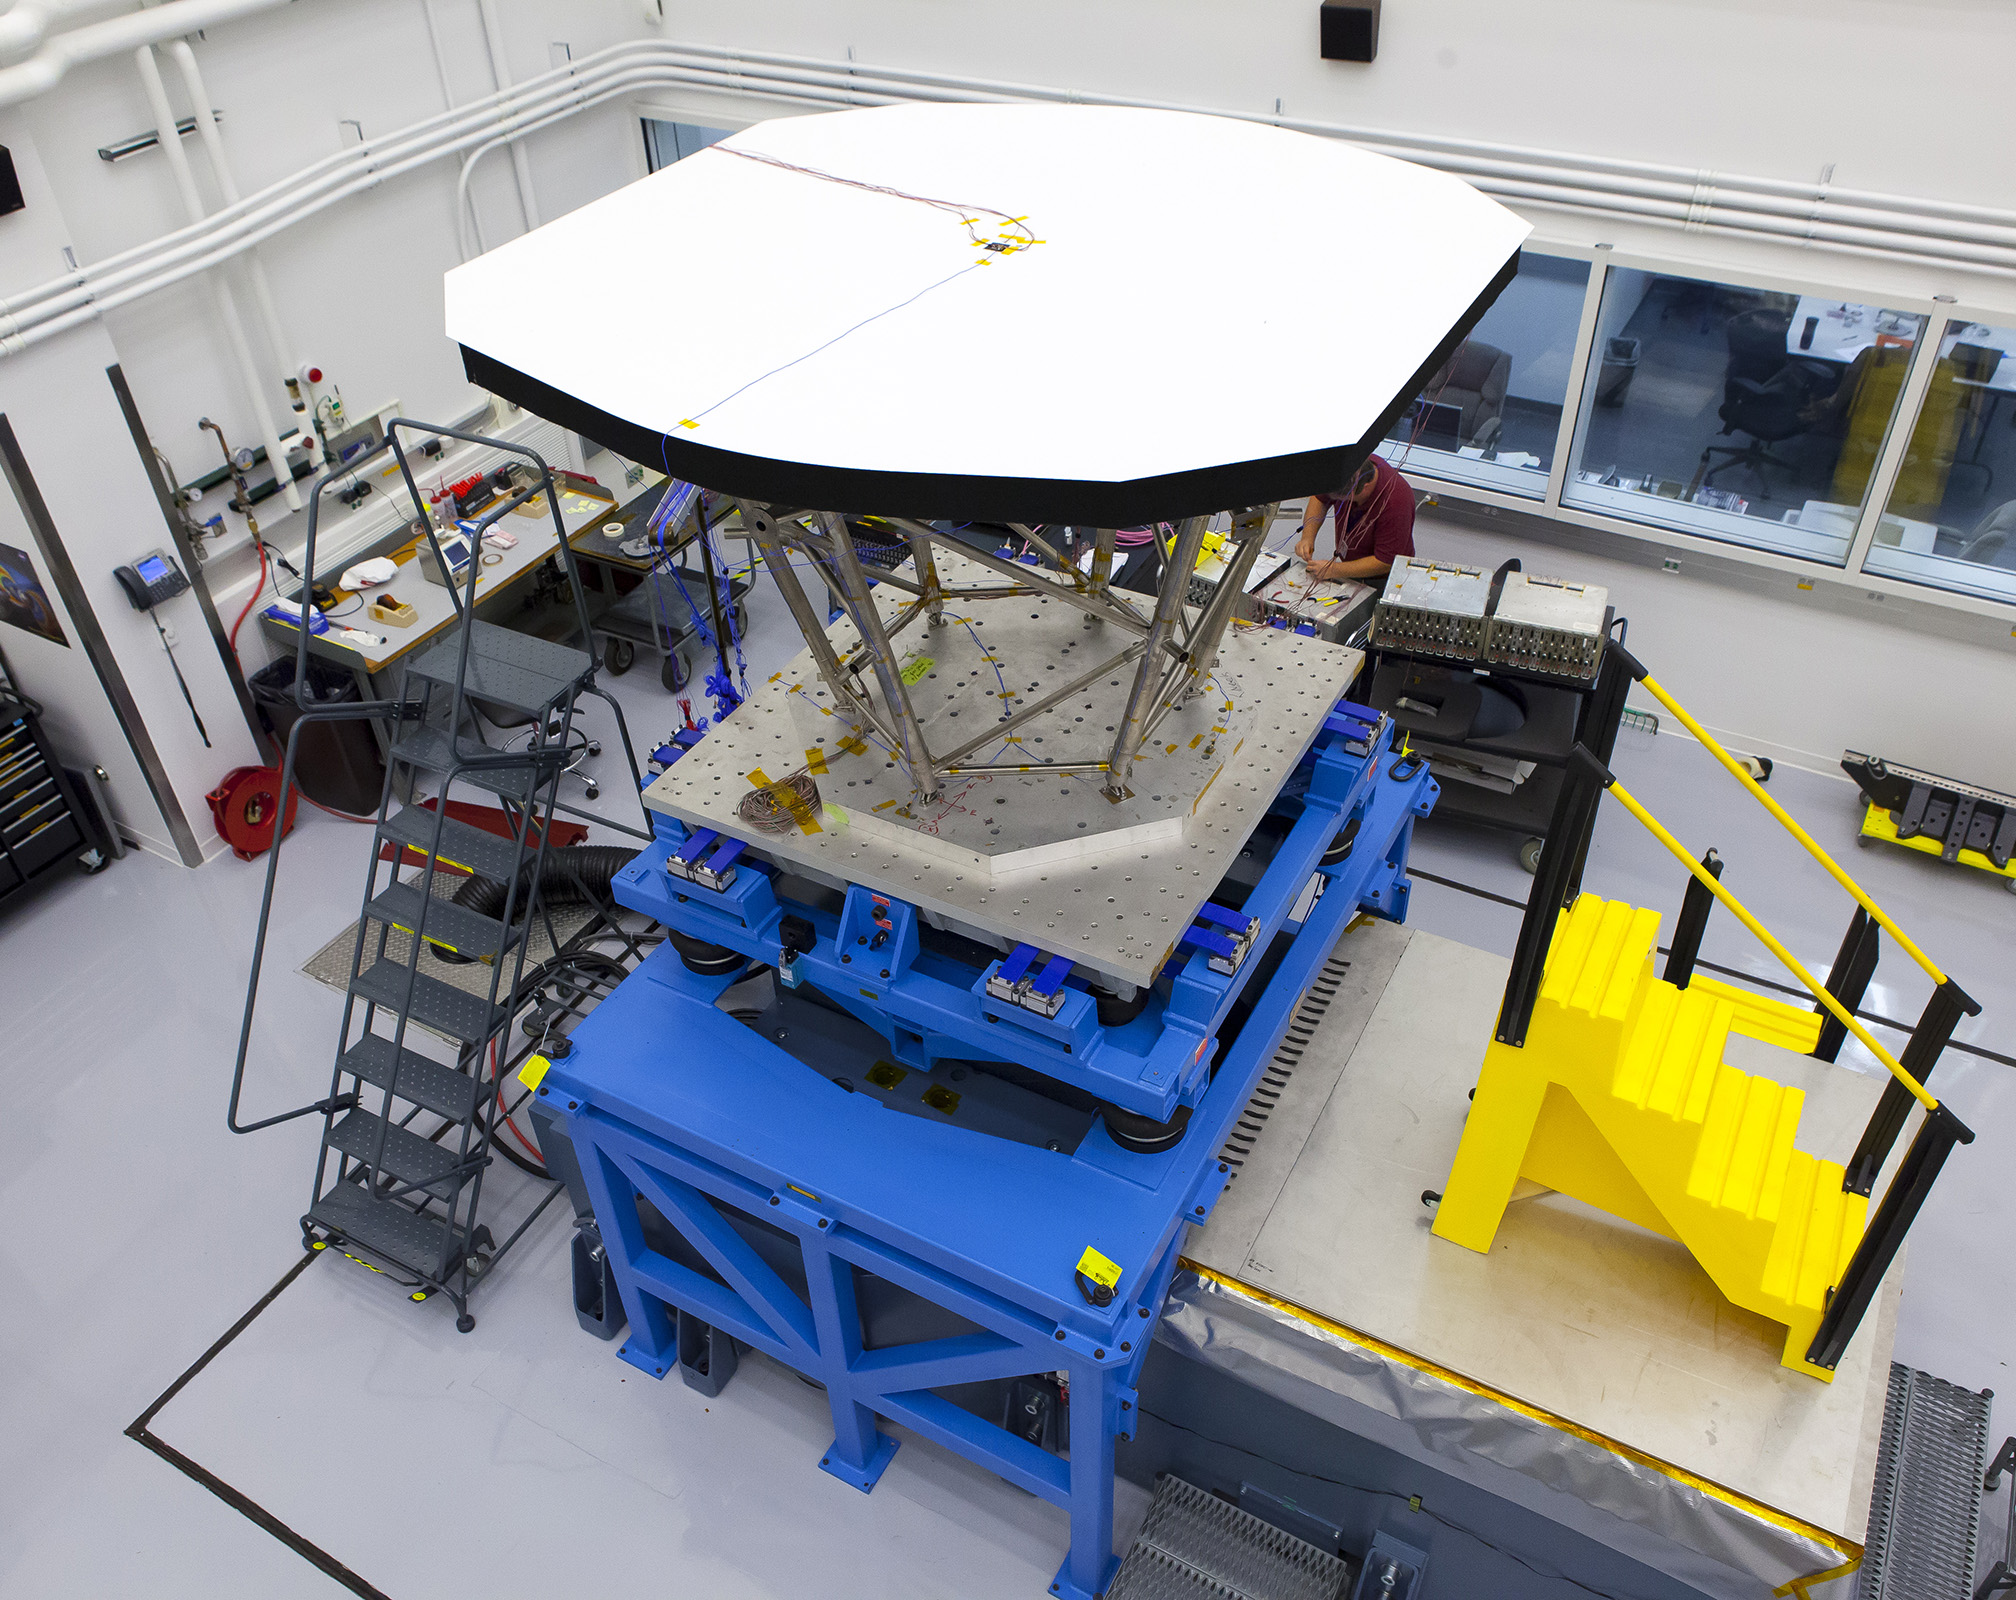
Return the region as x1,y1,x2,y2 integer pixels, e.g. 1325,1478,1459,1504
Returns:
899,655,935,685
519,1054,552,1091
1077,1247,1122,1290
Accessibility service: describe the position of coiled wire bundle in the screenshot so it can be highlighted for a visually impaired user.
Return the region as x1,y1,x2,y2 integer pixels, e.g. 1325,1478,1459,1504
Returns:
738,769,822,833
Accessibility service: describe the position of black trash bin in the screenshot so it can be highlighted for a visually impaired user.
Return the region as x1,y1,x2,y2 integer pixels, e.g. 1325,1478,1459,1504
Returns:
248,656,387,816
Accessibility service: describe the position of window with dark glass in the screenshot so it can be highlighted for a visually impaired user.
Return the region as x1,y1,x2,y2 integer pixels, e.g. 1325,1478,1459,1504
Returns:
1563,270,1925,563
1375,251,1590,499
1861,318,2016,603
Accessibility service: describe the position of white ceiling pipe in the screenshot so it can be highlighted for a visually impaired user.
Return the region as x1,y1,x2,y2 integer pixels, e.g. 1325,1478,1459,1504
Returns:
0,0,133,70
4,41,2014,360
649,39,2016,233
474,0,537,233
3,60,832,344
0,0,298,108
134,43,301,511
25,34,1991,324
165,39,303,437
16,50,2015,353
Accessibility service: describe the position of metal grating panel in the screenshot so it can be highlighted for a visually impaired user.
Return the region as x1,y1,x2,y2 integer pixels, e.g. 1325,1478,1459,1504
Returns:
1860,1363,1992,1600
1111,1477,1349,1600
1218,949,1352,1178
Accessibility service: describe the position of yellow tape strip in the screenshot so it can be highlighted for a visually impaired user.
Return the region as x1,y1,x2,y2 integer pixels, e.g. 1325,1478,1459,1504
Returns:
1183,1261,1864,1574
1773,1556,1865,1598
804,746,828,774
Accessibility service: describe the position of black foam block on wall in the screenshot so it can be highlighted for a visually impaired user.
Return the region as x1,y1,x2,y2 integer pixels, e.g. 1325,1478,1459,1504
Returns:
1320,0,1380,62
0,147,23,215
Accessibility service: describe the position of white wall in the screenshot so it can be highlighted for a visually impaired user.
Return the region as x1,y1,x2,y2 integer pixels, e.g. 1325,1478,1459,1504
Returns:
0,0,2010,860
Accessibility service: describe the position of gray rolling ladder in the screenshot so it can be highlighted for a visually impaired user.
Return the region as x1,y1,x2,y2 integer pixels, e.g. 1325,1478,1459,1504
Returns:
230,418,652,1332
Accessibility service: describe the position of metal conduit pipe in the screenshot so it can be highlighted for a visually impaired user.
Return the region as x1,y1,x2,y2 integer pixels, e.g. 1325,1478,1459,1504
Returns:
133,44,302,511
11,39,2007,321
1,40,2012,363
166,38,303,454
474,0,538,233
7,35,2009,319
0,0,297,106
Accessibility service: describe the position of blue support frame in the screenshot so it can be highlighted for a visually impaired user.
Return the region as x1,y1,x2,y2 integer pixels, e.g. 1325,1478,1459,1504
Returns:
535,710,1434,1598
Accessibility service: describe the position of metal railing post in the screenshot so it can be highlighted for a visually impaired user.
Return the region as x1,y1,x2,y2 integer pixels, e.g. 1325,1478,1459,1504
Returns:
1844,977,1981,1194
1662,848,1722,989
1495,743,1608,1046
1812,907,1881,1063
1807,1100,1975,1371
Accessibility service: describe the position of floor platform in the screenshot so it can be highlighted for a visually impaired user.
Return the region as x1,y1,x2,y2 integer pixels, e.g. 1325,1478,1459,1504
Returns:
1180,919,1896,1598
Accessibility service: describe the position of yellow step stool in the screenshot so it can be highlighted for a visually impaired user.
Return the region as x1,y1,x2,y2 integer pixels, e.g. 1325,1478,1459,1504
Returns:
1432,895,1865,1381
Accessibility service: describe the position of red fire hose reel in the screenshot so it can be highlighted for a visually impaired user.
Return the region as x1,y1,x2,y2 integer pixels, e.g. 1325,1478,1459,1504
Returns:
206,766,298,861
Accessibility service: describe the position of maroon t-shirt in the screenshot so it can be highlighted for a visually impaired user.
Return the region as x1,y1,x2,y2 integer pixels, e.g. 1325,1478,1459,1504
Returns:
1314,457,1416,565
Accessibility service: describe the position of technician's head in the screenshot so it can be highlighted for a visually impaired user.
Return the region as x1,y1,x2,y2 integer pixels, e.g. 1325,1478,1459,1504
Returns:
1342,461,1379,504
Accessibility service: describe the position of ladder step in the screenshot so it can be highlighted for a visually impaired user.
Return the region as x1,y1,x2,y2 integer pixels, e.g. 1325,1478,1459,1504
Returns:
339,1034,479,1122
326,1108,476,1198
1614,980,1676,1105
1797,1167,1851,1309
1680,998,1735,1123
409,620,591,718
1686,1064,1751,1201
1691,976,1825,1054
309,1179,468,1277
1720,1074,1792,1218
1754,1082,1805,1224
366,879,515,963
389,727,540,803
352,962,503,1044
381,804,525,883
1761,1152,1818,1301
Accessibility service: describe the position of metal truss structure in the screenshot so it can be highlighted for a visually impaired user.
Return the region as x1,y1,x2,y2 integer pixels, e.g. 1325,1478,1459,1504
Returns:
736,502,1277,799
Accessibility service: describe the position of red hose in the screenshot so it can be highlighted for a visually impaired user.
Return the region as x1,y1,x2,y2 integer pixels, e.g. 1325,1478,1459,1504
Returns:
228,538,269,659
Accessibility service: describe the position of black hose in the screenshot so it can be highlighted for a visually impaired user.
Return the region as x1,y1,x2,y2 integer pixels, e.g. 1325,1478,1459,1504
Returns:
429,845,638,963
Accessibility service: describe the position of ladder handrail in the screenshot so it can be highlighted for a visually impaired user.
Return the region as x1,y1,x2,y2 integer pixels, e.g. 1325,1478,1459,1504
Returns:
1609,645,1948,988
1580,750,1941,1113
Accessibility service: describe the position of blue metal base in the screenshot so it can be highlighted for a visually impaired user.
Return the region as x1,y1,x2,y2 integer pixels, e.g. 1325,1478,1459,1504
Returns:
535,707,1433,1596
822,1430,900,1493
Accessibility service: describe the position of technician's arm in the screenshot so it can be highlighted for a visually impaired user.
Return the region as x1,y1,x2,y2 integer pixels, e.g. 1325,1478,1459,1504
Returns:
1305,553,1393,583
1295,496,1324,564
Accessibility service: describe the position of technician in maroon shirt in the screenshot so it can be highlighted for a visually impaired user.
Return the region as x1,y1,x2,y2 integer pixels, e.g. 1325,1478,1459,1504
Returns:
1294,456,1415,581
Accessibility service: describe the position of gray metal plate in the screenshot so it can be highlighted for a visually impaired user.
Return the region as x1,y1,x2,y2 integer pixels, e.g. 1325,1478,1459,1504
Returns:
1860,1363,1991,1600
1111,1475,1349,1600
644,555,1361,990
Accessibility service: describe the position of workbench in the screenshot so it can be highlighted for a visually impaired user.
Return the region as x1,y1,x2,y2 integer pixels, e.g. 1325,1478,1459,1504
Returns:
256,476,618,696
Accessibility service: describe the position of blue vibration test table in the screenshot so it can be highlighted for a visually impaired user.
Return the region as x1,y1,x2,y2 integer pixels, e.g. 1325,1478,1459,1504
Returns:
531,704,1434,1599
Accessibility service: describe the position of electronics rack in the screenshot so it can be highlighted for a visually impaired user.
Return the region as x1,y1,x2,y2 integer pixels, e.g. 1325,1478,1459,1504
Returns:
0,652,113,905
1372,557,1610,684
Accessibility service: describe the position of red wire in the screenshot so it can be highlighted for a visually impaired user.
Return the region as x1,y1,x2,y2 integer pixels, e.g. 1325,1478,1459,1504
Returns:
228,537,269,659
489,1039,547,1168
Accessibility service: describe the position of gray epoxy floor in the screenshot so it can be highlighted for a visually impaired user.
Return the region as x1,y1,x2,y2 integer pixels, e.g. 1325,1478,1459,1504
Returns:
3,580,2013,1597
